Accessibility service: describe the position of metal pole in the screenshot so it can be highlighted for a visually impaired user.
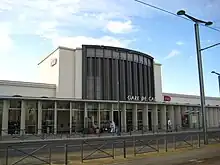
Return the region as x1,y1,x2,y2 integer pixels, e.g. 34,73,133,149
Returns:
194,23,208,145
218,75,220,95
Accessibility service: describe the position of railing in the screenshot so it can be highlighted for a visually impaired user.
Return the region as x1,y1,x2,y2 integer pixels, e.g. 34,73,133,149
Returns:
0,130,220,165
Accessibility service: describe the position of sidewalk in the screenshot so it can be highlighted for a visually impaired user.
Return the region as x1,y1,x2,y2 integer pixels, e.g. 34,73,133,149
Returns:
107,144,220,165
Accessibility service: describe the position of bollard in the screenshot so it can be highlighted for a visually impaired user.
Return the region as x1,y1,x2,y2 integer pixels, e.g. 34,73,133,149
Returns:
191,135,193,148
164,136,168,152
49,147,51,165
123,140,126,158
156,139,159,152
112,142,115,159
64,144,68,165
133,136,136,156
6,147,8,165
198,133,201,148
173,136,176,150
81,141,84,163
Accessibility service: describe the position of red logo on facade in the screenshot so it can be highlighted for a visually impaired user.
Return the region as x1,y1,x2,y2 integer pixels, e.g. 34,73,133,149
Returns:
164,95,171,101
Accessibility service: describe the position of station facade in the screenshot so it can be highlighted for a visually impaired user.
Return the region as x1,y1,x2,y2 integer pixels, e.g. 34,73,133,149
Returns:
0,45,220,135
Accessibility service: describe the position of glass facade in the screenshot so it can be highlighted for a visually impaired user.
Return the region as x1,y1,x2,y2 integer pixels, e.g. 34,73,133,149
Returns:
82,45,155,101
25,101,38,134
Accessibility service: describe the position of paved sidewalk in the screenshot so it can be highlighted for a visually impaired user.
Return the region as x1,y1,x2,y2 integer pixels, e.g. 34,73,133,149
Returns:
107,144,220,165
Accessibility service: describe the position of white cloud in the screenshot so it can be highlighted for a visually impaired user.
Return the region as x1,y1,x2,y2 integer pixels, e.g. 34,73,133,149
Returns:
106,20,134,34
0,23,13,54
176,41,184,46
52,36,133,49
164,50,180,59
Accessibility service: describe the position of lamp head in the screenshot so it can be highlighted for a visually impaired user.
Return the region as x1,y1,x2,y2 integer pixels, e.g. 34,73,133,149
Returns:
211,71,216,74
177,10,186,15
205,21,213,26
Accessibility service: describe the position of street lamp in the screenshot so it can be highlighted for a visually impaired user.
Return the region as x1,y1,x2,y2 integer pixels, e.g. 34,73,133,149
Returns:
211,71,220,95
177,10,213,145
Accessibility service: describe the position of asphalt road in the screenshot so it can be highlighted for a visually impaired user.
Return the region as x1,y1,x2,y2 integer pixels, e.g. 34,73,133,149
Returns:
1,130,220,159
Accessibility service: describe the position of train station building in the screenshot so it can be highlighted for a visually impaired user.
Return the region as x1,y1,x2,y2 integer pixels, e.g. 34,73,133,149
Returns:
0,45,220,136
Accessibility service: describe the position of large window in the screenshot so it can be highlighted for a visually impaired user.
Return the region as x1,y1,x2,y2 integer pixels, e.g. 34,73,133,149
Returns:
82,45,155,101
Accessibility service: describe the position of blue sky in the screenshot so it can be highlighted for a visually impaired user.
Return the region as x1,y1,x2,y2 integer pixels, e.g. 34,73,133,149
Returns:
0,0,220,97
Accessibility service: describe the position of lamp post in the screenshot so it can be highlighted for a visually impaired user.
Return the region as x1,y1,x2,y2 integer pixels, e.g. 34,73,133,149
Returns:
211,71,220,95
177,10,213,145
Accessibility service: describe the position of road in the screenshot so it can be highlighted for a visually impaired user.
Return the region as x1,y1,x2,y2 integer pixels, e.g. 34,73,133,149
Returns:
0,129,219,158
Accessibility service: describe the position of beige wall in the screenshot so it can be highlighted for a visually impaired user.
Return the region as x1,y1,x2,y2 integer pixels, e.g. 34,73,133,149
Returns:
154,63,163,101
163,93,220,106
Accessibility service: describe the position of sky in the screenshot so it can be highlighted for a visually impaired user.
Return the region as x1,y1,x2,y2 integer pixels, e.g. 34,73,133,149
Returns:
0,0,220,97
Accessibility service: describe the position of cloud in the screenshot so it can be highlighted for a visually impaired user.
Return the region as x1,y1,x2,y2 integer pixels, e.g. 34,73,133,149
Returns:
0,23,13,54
106,20,134,34
164,50,180,59
176,41,184,46
52,36,133,49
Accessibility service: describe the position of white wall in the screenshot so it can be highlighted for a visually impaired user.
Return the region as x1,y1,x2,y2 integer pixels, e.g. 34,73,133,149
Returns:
38,48,60,87
163,93,220,106
57,48,75,98
0,80,56,97
154,63,163,101
56,47,83,98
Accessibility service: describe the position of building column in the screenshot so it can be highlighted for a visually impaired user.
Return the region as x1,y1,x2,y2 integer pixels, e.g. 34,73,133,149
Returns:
2,100,9,135
132,104,138,130
218,108,220,126
37,101,42,135
20,100,26,135
206,108,210,128
54,101,57,134
152,105,158,131
121,104,127,132
168,105,175,130
69,102,72,134
175,106,182,130
142,104,149,131
160,105,166,131
214,108,218,127
98,103,101,128
84,102,88,128
209,108,213,128
110,104,114,122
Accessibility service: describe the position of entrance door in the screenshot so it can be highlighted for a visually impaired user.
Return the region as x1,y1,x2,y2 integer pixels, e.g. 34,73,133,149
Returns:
148,111,152,131
113,111,119,126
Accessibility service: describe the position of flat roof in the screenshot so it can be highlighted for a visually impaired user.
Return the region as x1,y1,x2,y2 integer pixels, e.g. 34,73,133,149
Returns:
0,80,56,89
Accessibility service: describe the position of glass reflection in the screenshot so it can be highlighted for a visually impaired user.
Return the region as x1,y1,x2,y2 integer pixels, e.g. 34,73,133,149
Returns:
25,101,38,134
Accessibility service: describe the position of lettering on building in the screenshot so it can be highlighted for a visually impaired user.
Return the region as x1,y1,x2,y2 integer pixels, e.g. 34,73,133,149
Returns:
127,95,155,102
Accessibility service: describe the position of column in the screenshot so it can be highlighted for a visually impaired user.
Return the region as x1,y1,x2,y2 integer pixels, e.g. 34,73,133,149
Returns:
2,100,9,135
142,104,149,131
168,105,175,129
20,100,26,135
175,106,181,129
84,102,88,128
121,104,127,132
132,104,137,130
152,104,158,131
54,101,57,134
160,105,166,131
209,108,213,128
110,104,114,122
37,101,42,135
214,108,218,127
98,103,101,128
206,108,210,128
69,102,72,134
218,108,220,126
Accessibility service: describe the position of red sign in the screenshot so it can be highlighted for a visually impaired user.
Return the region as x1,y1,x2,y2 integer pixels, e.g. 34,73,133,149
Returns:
164,95,171,101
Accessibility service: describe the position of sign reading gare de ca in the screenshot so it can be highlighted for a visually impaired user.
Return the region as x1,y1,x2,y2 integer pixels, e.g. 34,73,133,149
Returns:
127,95,155,102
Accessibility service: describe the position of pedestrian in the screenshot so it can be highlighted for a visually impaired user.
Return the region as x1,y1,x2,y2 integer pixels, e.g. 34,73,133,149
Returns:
110,121,115,135
167,118,172,132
